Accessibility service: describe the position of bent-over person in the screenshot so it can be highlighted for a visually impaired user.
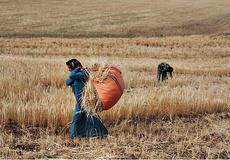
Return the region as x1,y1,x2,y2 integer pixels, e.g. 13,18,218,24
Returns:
157,62,173,82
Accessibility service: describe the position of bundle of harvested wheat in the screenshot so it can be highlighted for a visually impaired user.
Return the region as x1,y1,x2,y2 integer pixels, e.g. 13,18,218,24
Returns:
82,64,109,113
89,63,110,82
82,63,125,113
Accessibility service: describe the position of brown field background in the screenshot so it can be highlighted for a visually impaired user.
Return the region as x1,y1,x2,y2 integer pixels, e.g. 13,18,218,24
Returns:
0,0,230,37
0,0,230,158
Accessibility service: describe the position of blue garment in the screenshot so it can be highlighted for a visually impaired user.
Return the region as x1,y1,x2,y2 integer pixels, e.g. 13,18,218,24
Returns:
75,110,108,137
66,68,88,103
66,68,108,138
66,68,89,139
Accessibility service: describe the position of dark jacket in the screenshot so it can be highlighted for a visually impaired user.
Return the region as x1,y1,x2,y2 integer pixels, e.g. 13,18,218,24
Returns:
157,63,173,81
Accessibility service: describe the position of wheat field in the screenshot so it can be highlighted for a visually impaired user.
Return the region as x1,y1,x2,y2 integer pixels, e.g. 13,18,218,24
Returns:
0,0,230,158
0,35,230,158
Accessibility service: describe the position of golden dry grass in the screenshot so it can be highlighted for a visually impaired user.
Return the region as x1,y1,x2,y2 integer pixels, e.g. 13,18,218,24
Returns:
1,113,230,159
0,0,230,37
0,35,229,158
1,1,230,158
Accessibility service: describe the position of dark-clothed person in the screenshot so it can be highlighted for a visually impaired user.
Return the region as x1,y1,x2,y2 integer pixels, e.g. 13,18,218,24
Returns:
157,62,173,82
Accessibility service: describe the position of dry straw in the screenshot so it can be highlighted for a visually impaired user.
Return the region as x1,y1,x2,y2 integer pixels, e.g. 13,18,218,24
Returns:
81,64,110,113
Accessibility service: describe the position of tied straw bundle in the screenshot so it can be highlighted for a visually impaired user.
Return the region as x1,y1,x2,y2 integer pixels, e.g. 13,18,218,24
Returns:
82,64,110,113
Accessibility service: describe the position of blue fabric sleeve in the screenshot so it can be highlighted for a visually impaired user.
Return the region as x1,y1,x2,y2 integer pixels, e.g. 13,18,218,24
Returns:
66,69,87,86
66,76,74,86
